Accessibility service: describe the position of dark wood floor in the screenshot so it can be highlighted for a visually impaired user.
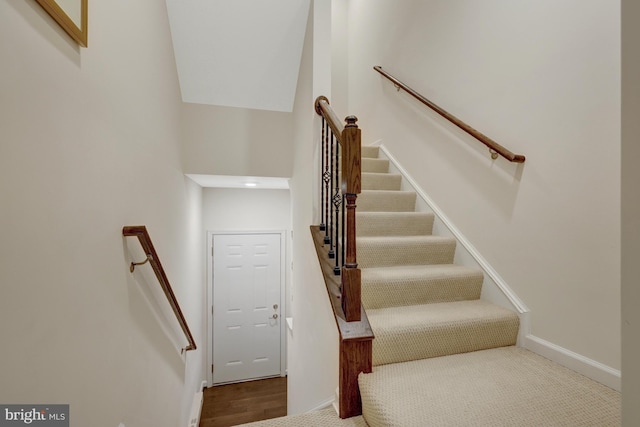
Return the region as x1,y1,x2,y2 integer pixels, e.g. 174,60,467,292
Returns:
199,377,287,427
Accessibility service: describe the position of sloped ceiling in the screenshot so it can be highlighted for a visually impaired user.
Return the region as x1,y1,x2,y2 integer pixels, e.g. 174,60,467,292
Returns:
165,0,310,112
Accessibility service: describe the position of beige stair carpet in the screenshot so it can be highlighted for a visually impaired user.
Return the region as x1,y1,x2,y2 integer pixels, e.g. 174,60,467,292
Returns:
362,172,402,190
357,212,434,237
237,407,367,427
359,346,620,427
357,144,520,369
368,300,519,366
357,235,456,268
357,190,416,212
361,158,389,173
361,264,483,309
361,145,380,158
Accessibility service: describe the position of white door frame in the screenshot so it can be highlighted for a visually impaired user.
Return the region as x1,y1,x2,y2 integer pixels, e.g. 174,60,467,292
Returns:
207,230,287,387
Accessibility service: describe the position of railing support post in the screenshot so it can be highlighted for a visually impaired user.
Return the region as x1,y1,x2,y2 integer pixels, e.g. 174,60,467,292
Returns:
341,116,361,322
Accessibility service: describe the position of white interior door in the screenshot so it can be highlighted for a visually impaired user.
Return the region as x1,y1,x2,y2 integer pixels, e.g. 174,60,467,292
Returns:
213,233,282,384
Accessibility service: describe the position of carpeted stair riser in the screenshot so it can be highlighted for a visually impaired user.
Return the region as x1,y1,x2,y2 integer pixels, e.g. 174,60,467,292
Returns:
358,346,620,427
367,300,519,366
358,190,416,212
358,236,456,268
362,172,402,190
357,212,434,237
361,265,483,309
362,158,390,173
361,146,380,159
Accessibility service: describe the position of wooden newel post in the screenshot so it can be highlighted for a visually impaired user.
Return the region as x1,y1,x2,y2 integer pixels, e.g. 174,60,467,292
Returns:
341,116,362,322
312,100,373,418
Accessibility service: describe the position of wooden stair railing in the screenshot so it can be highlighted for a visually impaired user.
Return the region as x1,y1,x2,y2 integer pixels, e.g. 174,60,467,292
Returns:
374,66,526,163
123,225,197,353
313,96,373,419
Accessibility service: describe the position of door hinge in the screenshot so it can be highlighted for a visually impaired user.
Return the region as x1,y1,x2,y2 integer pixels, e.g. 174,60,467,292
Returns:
211,364,214,373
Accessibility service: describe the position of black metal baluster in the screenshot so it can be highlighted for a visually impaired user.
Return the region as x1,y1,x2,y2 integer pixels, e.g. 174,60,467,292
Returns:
328,133,335,258
341,193,346,271
320,118,326,232
333,138,341,275
323,123,331,245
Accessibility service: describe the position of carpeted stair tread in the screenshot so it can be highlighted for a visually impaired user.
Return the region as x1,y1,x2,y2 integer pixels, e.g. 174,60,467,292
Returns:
361,264,483,309
361,145,380,159
358,346,620,427
367,300,519,366
362,172,402,191
362,158,389,173
358,235,456,268
357,212,434,237
358,190,416,212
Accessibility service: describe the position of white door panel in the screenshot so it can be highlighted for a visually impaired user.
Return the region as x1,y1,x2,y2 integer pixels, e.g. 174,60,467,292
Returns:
213,233,282,384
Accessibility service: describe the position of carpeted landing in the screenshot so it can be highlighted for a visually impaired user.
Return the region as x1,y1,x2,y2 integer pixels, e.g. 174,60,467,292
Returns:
359,346,620,426
241,145,619,426
236,408,367,427
240,347,619,426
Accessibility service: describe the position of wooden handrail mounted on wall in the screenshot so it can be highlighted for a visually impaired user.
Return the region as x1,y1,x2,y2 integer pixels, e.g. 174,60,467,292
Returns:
123,225,197,353
374,66,526,163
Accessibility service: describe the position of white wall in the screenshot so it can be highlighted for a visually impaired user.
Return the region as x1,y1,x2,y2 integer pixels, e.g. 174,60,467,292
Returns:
621,0,640,422
203,188,291,232
181,103,295,178
203,188,292,316
287,0,341,414
0,2,204,426
346,0,620,370
331,0,349,117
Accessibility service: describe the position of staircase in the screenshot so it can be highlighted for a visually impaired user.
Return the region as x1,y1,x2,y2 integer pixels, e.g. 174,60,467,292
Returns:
357,145,520,367
238,144,620,427
354,146,619,426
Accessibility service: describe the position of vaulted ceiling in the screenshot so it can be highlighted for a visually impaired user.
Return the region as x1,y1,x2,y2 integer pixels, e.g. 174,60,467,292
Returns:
165,0,311,112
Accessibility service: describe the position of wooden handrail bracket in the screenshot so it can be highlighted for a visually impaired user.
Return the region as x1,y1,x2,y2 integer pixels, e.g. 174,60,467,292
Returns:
123,225,197,353
374,66,526,163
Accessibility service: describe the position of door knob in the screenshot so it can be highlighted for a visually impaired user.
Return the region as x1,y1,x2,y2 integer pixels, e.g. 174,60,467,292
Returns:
273,304,278,310
272,313,279,319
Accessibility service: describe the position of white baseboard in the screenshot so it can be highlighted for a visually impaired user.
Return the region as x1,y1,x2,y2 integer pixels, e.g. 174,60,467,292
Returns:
524,334,620,391
307,396,335,413
331,386,339,416
187,384,206,427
